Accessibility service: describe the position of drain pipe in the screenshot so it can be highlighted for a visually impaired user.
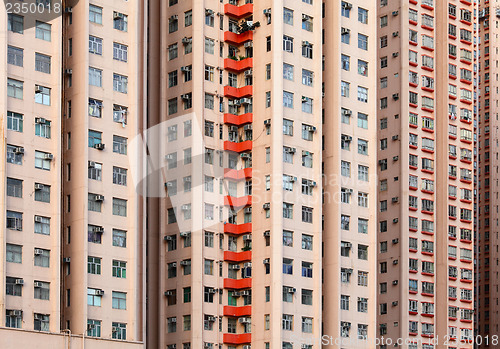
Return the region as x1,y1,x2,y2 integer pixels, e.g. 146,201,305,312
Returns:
61,329,71,349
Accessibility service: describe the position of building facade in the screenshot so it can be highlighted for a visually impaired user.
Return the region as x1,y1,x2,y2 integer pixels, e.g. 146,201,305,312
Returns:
323,0,378,347
376,0,475,348
147,0,323,348
476,1,500,343
1,0,147,347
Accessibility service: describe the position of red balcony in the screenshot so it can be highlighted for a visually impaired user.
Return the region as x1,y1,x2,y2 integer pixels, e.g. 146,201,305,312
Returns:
224,195,252,208
224,58,253,72
224,113,253,126
224,278,252,290
224,3,253,19
224,31,253,45
224,168,252,180
224,140,252,153
224,222,252,235
224,250,252,262
223,305,252,317
224,85,253,99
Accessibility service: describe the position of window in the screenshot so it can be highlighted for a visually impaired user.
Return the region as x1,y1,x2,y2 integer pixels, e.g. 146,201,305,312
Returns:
358,113,368,129
6,277,22,297
112,291,126,310
88,67,102,87
341,2,351,17
358,34,368,50
302,97,313,113
341,55,350,71
89,5,102,24
35,53,51,74
112,135,127,155
341,81,350,97
34,151,51,170
7,79,23,99
112,322,126,340
113,167,127,186
204,259,214,275
341,161,351,177
302,42,313,59
6,244,22,263
34,183,50,203
302,15,313,32
358,139,368,155
35,21,51,41
113,12,128,31
112,260,127,278
113,43,128,62
357,86,368,103
302,317,313,333
283,63,294,80
283,35,294,52
34,248,50,268
112,198,127,217
283,314,293,331
7,178,22,198
341,28,350,44
358,218,368,234
284,8,294,25
283,91,294,108
358,8,368,23
8,14,24,34
113,74,128,93
89,36,102,55
283,119,294,136
34,281,50,300
35,118,51,139
205,37,215,54
34,215,50,235
205,94,214,109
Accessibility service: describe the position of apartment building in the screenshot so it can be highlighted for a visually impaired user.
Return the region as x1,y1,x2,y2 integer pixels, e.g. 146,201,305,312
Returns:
147,0,322,348
1,1,147,347
376,0,475,348
476,2,500,343
322,0,378,347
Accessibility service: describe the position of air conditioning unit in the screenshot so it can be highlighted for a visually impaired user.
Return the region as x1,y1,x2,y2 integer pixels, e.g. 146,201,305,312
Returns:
180,260,190,266
263,258,270,264
392,301,399,306
182,37,191,44
34,183,44,190
230,125,238,132
244,207,252,214
87,324,95,330
342,2,352,9
205,9,214,15
181,205,190,211
94,195,104,202
94,143,105,150
34,282,43,288
169,15,178,21
64,7,72,13
180,66,191,72
393,260,399,265
164,291,174,296
165,154,174,160
302,345,310,349
244,69,253,76
169,317,178,323
34,314,43,320
181,94,191,100
208,288,217,294
393,156,399,161
164,236,174,241
238,317,251,323
42,153,53,160
263,8,271,15
392,93,399,100
341,28,350,35
230,265,240,270
35,117,46,124
392,238,399,244
244,262,252,268
240,153,250,159
232,291,240,297
345,242,352,248
263,231,270,237
310,181,317,187
243,234,252,241
263,203,270,210
392,197,399,203
14,147,24,154
290,176,297,182
302,14,310,21
243,345,252,349
207,316,216,322
63,257,71,263
65,69,73,75
392,135,399,141
392,10,399,16
392,52,399,58
8,310,22,316
35,86,43,93
240,98,251,105
112,326,119,332
184,177,191,182
392,31,399,37
95,289,104,296
15,278,24,285
288,287,296,293
342,109,352,116
393,218,399,224
34,216,43,223
244,41,253,48
34,249,44,256
287,147,296,153
93,226,104,233
264,119,271,126
180,231,190,238
341,135,352,142
392,280,399,285
88,161,96,168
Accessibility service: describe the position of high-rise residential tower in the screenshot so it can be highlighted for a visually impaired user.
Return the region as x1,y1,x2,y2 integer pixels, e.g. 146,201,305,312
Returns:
323,0,378,347
476,1,500,342
376,0,475,347
147,0,323,348
1,1,147,347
